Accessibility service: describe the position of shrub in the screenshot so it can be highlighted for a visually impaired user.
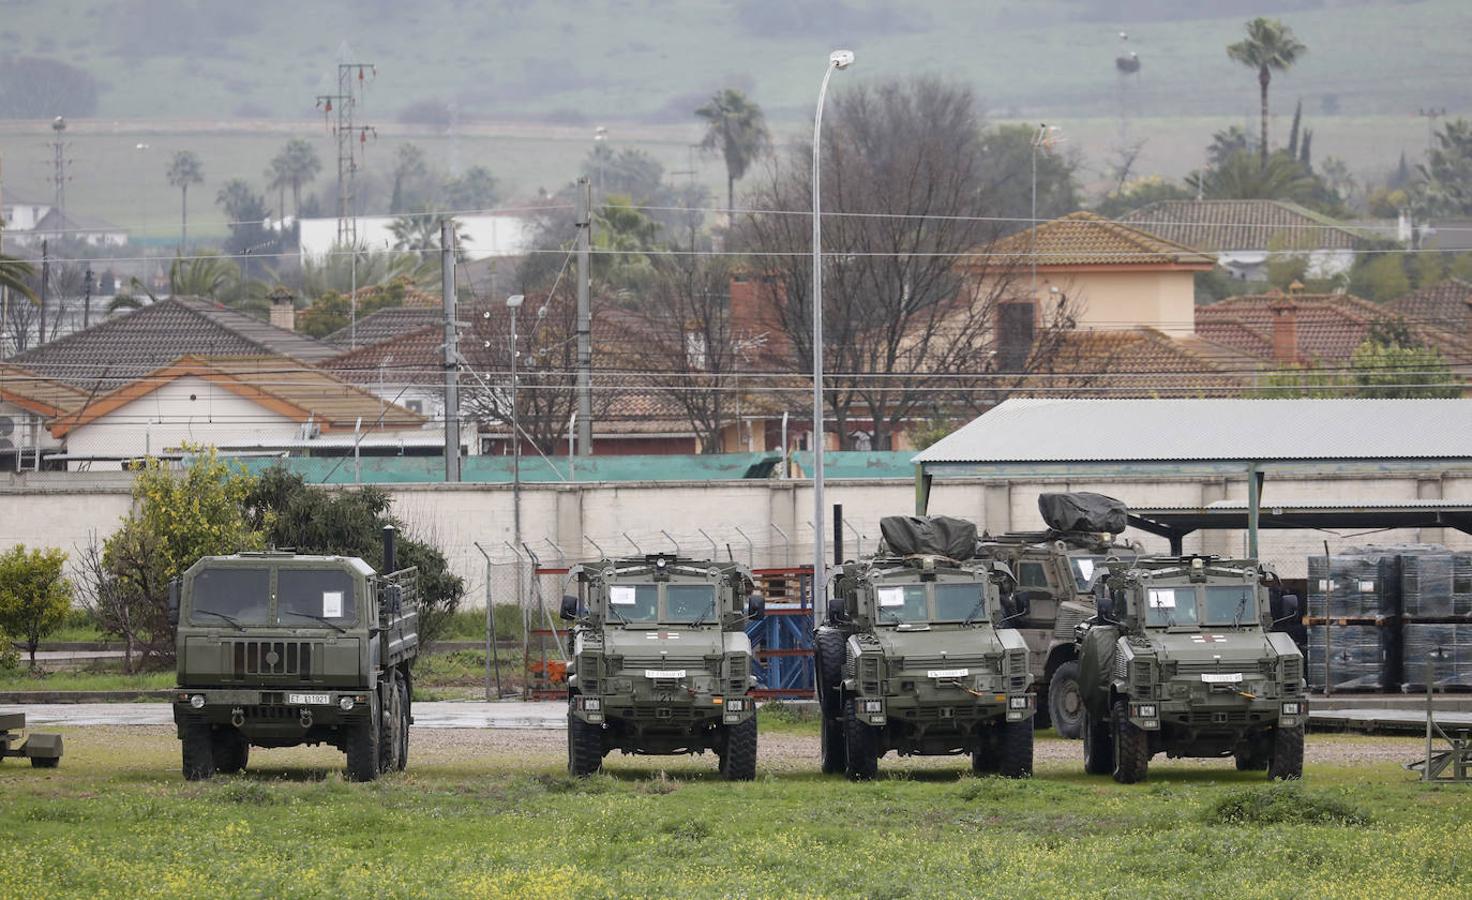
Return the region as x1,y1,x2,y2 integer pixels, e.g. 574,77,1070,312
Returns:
1206,783,1369,826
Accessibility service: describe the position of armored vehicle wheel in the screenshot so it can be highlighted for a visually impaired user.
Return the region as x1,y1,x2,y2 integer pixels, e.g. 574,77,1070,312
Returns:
396,679,410,772
844,698,880,781
31,756,59,769
1268,725,1304,781
1234,736,1270,771
345,694,381,782
820,709,847,775
181,721,216,781
1048,661,1084,740
567,704,605,777
996,718,1034,778
814,627,846,717
1082,707,1114,775
1111,699,1149,784
211,728,250,775
719,716,758,781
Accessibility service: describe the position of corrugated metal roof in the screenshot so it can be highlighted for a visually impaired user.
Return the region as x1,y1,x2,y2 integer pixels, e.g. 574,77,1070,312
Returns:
913,398,1472,464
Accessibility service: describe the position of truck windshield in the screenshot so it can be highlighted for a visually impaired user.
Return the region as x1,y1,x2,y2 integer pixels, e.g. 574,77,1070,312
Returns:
1069,556,1107,591
1144,586,1199,627
934,582,987,622
875,583,928,623
189,568,270,625
608,583,659,623
278,568,357,626
1203,585,1256,625
666,585,717,624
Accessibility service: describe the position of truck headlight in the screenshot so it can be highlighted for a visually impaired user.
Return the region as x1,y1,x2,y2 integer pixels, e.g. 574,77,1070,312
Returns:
1008,696,1029,710
725,698,745,712
582,697,601,711
1281,701,1300,716
861,699,883,713
338,696,355,711
190,694,206,709
1134,703,1157,718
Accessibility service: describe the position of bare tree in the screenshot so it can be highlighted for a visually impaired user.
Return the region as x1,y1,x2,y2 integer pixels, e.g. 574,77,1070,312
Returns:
734,77,1072,450
76,534,174,673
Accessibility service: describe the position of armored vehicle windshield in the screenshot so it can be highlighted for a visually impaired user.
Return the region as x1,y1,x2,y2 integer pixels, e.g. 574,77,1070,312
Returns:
872,578,988,625
1141,582,1259,628
606,581,717,625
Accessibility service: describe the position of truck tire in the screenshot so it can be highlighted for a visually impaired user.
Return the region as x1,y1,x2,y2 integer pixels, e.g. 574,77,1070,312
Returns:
1048,660,1084,739
820,709,847,775
396,679,410,772
345,695,381,782
719,716,758,781
1268,725,1304,781
844,698,880,781
378,676,400,774
814,627,846,717
1082,707,1114,775
996,718,1034,778
181,721,216,781
1111,699,1149,784
567,704,604,777
211,728,250,775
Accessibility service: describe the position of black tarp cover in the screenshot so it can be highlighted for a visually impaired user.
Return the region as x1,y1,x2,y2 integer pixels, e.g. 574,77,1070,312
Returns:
1037,492,1128,534
879,516,977,560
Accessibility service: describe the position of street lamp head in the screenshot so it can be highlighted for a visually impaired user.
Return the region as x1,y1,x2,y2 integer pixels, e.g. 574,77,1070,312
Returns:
506,293,525,309
829,49,855,69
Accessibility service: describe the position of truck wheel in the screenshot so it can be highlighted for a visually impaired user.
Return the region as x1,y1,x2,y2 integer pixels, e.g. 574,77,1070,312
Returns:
211,728,250,775
396,679,410,772
1082,707,1114,775
345,695,381,782
844,698,880,781
820,708,847,775
378,676,401,774
997,718,1034,778
719,716,758,781
814,627,846,717
1111,699,1149,784
567,704,604,777
181,721,216,781
1268,725,1304,781
1048,661,1084,739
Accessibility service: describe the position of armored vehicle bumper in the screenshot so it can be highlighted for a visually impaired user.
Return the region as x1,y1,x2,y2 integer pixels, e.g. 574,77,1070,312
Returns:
172,688,373,743
572,670,755,755
1121,691,1306,753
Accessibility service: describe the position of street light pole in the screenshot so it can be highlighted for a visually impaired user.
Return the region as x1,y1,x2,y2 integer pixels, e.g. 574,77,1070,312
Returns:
507,293,525,550
811,49,853,622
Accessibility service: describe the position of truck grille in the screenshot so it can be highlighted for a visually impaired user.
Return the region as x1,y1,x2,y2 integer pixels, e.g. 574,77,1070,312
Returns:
1281,656,1302,685
232,640,317,678
725,655,748,695
1175,659,1246,676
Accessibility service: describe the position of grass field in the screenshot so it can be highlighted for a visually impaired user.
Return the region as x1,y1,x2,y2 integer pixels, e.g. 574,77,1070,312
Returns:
1,724,1468,898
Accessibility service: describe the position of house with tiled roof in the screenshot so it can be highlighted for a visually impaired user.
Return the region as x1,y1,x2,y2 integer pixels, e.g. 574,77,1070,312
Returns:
7,297,339,392
324,307,444,347
0,364,90,470
46,355,428,469
1022,328,1256,398
1120,199,1380,282
1386,279,1472,337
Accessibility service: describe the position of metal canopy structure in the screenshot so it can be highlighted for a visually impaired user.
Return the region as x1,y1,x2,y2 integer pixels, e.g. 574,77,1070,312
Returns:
1129,502,1472,555
913,399,1472,556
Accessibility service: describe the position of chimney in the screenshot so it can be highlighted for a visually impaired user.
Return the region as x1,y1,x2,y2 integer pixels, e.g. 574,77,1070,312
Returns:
268,286,295,331
1268,294,1299,364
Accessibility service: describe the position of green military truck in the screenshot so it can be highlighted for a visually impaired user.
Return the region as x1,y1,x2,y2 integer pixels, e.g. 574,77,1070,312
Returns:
817,515,1035,780
170,528,419,782
562,554,764,779
1076,554,1306,783
0,712,62,768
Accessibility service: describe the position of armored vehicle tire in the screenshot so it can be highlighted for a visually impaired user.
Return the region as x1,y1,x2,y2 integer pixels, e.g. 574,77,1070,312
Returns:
1111,699,1149,784
814,628,846,717
211,728,250,775
181,721,215,781
996,719,1034,778
396,679,410,772
1268,725,1304,781
1048,661,1084,740
844,698,880,781
345,695,381,782
567,706,604,777
1082,707,1114,775
719,716,758,781
820,710,847,775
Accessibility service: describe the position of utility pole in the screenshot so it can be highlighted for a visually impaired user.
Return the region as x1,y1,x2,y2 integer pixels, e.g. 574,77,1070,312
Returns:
38,239,48,346
315,62,376,247
575,176,593,455
82,267,93,329
442,220,461,483
48,117,69,219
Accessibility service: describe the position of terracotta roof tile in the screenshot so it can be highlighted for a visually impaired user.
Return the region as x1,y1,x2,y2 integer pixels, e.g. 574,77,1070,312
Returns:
0,363,90,417
1385,279,1472,335
1120,200,1373,252
325,308,445,347
986,211,1216,269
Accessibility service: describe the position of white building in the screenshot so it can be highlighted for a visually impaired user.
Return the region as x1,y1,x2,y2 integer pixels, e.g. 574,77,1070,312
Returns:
297,214,538,264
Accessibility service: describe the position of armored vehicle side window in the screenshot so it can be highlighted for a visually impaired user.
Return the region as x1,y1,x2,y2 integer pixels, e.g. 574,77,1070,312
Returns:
876,584,928,623
190,568,269,625
278,568,357,625
666,585,717,623
1017,562,1049,588
934,582,986,621
1202,585,1256,625
610,583,659,622
1145,587,1199,627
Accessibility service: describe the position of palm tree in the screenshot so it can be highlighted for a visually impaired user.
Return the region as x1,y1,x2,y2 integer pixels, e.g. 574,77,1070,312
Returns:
1188,150,1317,204
1227,18,1307,170
695,89,770,217
169,254,241,299
389,213,468,261
165,150,204,252
0,252,36,302
266,139,322,220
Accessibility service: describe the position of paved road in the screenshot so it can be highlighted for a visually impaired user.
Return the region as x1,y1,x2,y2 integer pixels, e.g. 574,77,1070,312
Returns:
5,701,568,730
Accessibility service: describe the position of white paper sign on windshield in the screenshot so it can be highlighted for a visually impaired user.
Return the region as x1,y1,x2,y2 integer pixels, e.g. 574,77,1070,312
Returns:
1076,559,1095,581
322,591,343,618
877,587,905,607
610,586,637,606
1147,589,1176,609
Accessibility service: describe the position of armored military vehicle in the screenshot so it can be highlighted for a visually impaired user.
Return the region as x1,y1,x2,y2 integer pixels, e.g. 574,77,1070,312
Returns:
1075,554,1306,783
816,515,1035,780
0,712,62,768
562,554,764,779
973,492,1128,739
170,527,419,782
